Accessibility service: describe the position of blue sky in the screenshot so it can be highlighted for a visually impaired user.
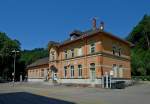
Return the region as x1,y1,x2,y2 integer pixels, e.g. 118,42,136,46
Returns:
0,0,149,50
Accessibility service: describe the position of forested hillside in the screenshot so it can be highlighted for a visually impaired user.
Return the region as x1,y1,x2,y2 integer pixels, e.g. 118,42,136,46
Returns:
20,48,48,66
127,14,150,76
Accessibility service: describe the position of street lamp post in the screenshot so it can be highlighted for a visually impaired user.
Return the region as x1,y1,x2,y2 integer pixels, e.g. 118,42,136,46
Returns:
11,49,19,83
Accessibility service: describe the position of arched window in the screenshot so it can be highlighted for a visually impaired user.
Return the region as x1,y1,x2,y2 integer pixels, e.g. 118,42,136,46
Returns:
64,66,67,78
70,65,74,78
90,63,96,81
78,65,82,78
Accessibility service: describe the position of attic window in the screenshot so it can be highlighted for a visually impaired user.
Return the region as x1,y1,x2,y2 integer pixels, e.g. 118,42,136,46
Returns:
70,30,82,40
71,35,77,40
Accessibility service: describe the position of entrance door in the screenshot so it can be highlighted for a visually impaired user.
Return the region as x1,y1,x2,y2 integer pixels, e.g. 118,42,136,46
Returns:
90,63,96,82
50,65,58,82
51,71,57,81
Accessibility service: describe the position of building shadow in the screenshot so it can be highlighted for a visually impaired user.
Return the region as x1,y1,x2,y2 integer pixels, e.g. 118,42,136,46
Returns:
0,92,76,104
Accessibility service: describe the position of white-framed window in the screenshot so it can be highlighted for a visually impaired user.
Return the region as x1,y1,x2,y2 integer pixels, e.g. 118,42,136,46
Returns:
119,65,123,78
90,43,95,53
64,66,67,78
77,47,82,56
112,64,118,78
70,65,74,78
78,65,82,78
90,63,96,81
64,50,67,59
71,49,74,57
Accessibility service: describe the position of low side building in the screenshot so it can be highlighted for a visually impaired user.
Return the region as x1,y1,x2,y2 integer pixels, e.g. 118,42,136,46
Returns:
27,57,49,82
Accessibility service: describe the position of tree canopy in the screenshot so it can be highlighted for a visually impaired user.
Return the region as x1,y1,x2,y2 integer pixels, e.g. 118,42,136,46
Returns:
127,14,150,76
20,48,48,66
0,32,49,81
0,32,21,80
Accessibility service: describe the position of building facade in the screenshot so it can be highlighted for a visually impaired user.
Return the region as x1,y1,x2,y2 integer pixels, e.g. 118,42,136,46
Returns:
48,20,132,86
27,19,132,86
27,57,49,82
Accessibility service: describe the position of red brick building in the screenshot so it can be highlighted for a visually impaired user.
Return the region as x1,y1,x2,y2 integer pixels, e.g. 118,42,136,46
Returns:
27,57,49,82
28,19,132,86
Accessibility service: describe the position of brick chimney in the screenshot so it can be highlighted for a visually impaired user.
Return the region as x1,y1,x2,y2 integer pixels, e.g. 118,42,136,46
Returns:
92,18,97,30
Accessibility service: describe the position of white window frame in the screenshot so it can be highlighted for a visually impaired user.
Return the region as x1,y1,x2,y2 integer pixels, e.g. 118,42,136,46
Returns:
64,50,67,59
77,47,82,56
70,65,74,78
119,65,123,78
71,49,74,57
112,64,118,78
64,66,67,78
78,65,82,78
90,63,96,81
90,43,95,53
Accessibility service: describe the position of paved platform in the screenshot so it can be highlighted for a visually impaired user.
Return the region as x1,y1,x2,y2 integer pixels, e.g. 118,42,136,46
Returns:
0,82,150,104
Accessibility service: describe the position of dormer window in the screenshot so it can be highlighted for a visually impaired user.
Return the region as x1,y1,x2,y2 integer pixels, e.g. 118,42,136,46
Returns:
70,30,82,40
71,35,77,40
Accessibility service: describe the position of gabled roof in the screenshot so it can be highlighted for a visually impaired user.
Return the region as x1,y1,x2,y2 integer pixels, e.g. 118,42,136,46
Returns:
48,41,60,46
70,30,83,36
48,29,133,48
27,57,49,68
60,29,132,46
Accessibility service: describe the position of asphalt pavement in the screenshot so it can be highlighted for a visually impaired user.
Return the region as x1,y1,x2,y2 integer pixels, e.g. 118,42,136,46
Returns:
0,82,150,104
